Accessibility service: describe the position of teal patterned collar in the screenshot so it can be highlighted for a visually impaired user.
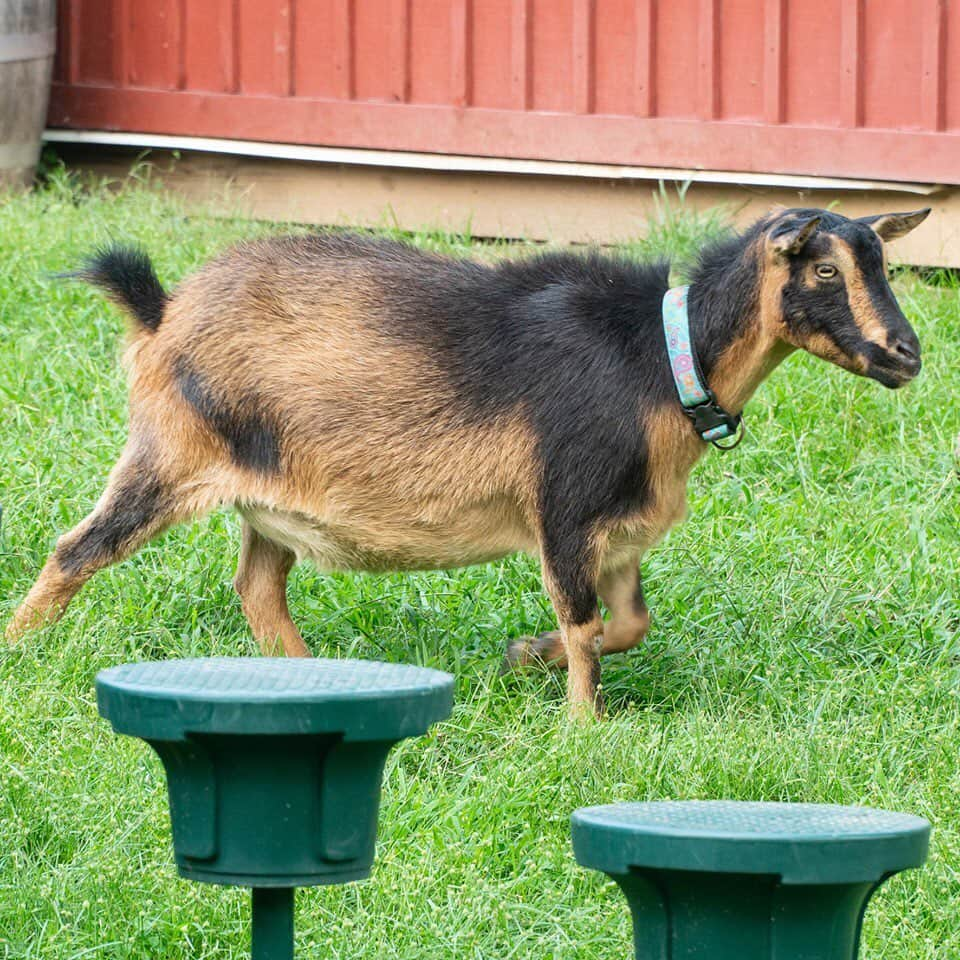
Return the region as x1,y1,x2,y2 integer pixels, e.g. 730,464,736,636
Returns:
662,285,743,449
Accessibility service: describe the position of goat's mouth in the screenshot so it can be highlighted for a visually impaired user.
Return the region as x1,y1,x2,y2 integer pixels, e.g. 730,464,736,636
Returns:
863,351,922,389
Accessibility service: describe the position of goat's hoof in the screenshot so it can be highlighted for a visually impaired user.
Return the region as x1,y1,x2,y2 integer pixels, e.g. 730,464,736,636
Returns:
501,638,533,674
501,631,566,674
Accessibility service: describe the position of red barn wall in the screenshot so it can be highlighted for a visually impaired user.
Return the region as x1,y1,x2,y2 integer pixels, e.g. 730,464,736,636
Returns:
49,0,960,184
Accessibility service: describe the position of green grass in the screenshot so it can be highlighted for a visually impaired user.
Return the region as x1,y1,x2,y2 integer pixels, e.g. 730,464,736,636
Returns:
1,169,958,959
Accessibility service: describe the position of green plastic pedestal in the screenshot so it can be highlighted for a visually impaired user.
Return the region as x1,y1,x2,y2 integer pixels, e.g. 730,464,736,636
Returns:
572,800,930,960
97,657,454,959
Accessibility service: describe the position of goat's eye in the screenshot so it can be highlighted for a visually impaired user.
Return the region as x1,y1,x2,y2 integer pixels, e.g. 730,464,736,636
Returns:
815,264,838,280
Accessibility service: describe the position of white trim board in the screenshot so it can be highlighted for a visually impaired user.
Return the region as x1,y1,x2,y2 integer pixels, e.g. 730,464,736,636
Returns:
43,128,945,196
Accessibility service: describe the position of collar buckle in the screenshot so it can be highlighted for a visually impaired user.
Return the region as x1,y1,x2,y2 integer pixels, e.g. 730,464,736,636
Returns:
685,395,741,442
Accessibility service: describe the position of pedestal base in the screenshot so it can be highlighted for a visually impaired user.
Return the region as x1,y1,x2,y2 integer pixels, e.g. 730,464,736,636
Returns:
618,870,878,960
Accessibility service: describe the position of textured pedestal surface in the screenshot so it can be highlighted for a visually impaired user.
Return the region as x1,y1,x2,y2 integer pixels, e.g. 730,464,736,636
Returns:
572,800,930,960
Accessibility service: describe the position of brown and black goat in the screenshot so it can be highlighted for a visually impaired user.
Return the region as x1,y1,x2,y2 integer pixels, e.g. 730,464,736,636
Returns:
6,207,929,713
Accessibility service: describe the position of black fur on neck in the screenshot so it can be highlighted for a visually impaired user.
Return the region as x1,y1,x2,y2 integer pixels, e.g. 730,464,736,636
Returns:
686,220,767,380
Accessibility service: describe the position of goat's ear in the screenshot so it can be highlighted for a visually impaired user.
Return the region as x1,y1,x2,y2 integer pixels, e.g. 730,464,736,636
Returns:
858,208,931,242
769,215,821,256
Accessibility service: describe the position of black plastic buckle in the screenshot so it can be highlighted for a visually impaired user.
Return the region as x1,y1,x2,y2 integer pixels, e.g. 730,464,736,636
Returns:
683,394,743,449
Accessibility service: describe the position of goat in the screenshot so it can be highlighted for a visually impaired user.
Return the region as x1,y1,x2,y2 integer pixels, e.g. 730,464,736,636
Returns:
6,207,929,714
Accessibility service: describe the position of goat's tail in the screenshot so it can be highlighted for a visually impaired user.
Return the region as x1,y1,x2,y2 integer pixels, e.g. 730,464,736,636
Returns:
63,245,168,334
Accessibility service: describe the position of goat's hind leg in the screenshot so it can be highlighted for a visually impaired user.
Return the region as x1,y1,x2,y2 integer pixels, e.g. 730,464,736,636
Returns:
6,450,192,642
234,520,309,657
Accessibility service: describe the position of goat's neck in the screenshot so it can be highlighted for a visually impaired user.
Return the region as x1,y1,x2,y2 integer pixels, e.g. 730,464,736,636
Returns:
708,322,793,414
688,261,793,416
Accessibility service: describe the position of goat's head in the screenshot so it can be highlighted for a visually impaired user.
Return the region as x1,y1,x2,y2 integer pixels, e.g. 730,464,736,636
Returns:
759,207,930,388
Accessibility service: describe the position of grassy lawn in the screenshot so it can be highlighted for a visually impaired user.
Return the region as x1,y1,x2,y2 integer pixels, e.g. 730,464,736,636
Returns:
0,171,957,959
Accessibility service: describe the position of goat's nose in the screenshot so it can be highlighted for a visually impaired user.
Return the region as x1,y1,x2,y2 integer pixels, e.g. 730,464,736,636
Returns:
892,338,920,363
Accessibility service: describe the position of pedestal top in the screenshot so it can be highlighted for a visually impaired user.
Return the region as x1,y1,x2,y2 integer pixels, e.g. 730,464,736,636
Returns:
571,800,931,885
97,657,455,741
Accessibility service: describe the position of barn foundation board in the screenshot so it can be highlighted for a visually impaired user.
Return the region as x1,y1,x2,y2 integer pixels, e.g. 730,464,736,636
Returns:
48,142,960,268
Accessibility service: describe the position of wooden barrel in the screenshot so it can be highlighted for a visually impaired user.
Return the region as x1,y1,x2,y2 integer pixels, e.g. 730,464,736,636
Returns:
0,1,56,186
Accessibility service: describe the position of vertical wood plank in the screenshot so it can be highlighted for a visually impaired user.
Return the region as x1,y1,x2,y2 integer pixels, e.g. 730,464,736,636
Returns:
287,0,297,96
69,0,118,84
281,0,293,96
178,0,188,89
390,0,410,102
334,0,354,99
840,0,863,128
510,0,531,110
236,0,291,95
451,0,471,107
231,0,241,92
67,0,81,83
633,0,655,117
54,0,72,83
293,0,351,98
697,0,719,119
126,0,181,89
170,0,184,90
763,0,785,123
111,0,127,85
573,0,595,114
185,0,235,92
52,3,65,83
921,0,947,132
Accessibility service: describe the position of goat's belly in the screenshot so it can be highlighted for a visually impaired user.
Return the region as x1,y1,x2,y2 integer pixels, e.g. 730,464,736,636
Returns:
239,503,536,572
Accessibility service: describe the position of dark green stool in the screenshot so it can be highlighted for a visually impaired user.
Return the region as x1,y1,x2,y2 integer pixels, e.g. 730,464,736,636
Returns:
97,657,454,960
572,800,930,960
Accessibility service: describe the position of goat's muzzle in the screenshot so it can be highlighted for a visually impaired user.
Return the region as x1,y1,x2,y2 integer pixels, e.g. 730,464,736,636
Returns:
864,332,922,388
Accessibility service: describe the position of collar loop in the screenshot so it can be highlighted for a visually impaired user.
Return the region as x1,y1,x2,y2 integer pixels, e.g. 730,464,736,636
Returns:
662,285,743,449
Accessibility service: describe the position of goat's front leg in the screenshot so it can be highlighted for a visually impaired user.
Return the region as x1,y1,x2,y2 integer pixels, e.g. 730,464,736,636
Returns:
539,533,605,716
504,552,649,670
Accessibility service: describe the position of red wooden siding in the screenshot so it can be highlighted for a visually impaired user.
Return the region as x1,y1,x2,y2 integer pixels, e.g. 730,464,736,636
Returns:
49,0,960,183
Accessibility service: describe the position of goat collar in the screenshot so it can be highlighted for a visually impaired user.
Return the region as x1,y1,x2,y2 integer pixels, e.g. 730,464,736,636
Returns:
662,285,743,449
